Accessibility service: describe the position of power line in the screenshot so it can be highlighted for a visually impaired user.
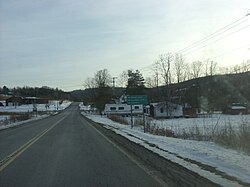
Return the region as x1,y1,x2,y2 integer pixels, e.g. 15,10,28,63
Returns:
137,13,250,75
177,13,250,54
182,24,250,57
243,46,250,63
181,20,249,55
112,77,117,87
208,44,250,60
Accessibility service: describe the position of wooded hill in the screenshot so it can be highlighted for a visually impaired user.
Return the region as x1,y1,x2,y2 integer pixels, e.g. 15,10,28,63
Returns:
75,71,250,112
0,86,71,100
147,71,250,111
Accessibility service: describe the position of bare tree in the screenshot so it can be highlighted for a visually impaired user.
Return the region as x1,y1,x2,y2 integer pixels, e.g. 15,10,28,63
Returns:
217,66,229,75
204,59,217,76
209,61,217,76
231,64,241,74
158,53,173,85
83,69,113,113
174,53,185,83
83,77,97,105
183,62,191,81
240,60,250,72
145,77,153,88
117,70,128,87
204,59,209,76
94,69,112,88
84,77,95,89
190,61,203,78
153,60,161,87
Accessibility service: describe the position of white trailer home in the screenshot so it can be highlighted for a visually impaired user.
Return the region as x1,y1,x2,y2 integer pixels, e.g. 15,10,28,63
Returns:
149,102,183,118
104,103,143,116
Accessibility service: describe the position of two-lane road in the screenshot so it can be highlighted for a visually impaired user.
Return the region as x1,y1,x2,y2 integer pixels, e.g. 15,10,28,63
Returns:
0,103,163,187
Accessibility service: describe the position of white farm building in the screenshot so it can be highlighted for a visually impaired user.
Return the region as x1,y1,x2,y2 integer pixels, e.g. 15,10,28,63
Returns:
149,102,183,118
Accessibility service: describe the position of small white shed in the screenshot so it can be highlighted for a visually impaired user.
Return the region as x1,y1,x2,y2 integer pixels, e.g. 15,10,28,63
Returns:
149,102,183,118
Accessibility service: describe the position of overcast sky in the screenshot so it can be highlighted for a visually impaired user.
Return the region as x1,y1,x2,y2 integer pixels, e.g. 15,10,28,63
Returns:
1,0,250,91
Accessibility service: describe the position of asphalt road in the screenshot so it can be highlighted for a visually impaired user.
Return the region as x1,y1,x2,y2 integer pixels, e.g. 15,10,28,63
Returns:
0,103,163,187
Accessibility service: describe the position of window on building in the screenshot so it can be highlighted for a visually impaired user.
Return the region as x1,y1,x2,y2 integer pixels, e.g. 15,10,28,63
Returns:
110,107,116,110
160,108,164,113
118,107,124,110
134,106,139,110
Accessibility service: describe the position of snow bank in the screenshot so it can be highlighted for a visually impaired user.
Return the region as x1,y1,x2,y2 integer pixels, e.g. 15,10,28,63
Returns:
82,112,250,187
0,114,49,130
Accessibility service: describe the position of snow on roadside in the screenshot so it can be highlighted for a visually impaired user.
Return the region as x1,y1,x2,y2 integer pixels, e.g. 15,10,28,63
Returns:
0,114,49,130
57,100,72,110
0,100,72,113
82,112,250,187
0,101,72,130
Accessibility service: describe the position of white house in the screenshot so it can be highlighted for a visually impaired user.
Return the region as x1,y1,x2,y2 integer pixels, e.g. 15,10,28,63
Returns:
149,102,183,118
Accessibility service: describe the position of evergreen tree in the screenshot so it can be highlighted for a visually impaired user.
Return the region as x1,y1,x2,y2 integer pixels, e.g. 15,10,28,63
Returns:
126,70,145,95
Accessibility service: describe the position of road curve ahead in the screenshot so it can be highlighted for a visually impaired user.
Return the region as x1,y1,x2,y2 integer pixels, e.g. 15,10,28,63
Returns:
0,103,163,187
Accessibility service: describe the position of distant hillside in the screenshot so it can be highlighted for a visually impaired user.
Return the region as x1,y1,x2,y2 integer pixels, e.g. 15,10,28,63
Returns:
71,87,125,102
73,72,249,111
0,86,71,100
70,89,85,101
147,71,250,111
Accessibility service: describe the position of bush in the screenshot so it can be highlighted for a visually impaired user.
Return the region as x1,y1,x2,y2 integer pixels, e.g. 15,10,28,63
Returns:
146,122,175,137
134,118,144,126
238,121,250,153
176,119,250,155
214,120,250,154
108,115,129,125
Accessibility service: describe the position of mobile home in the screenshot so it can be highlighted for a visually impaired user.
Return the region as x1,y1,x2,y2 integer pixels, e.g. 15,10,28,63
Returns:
104,103,143,116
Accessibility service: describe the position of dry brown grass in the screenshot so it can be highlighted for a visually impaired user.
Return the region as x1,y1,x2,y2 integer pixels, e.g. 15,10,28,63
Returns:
9,113,32,123
108,115,129,125
108,114,250,155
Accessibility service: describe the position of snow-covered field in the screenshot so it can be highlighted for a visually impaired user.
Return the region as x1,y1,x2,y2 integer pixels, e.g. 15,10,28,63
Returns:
80,105,250,187
149,114,250,138
0,100,71,130
0,114,50,130
0,100,72,113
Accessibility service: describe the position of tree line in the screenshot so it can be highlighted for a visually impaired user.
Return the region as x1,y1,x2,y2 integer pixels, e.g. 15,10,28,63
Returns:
83,54,250,113
82,69,146,113
0,86,70,100
100,53,249,89
141,53,249,88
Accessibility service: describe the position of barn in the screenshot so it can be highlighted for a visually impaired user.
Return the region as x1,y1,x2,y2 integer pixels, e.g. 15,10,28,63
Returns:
5,96,23,106
229,104,248,115
6,96,48,106
23,97,48,104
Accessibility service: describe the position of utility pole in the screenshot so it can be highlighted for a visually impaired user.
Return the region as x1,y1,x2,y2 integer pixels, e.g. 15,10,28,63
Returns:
112,77,117,88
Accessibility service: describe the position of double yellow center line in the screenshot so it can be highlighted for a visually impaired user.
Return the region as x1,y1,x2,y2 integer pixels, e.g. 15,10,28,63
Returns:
0,116,65,172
